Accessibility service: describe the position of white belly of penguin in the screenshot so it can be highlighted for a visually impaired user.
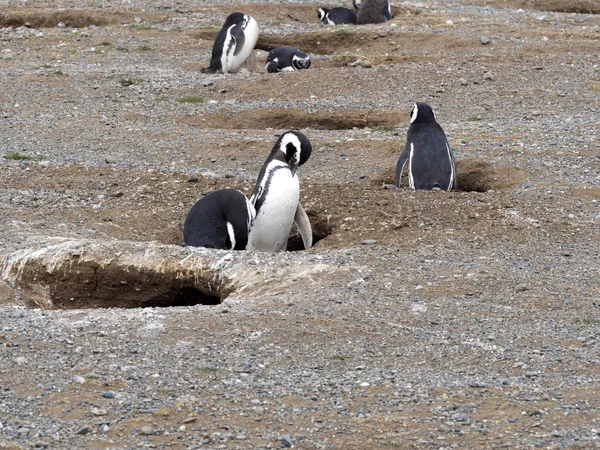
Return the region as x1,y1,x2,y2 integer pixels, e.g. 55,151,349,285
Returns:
224,17,259,73
247,171,299,252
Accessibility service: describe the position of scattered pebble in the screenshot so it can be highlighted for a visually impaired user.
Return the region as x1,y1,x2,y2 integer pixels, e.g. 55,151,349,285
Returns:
140,425,154,435
480,36,491,45
103,391,115,398
281,436,293,448
105,156,117,164
77,425,92,435
362,239,377,245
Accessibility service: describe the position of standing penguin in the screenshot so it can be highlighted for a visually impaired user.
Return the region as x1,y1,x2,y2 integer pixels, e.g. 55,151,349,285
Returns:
316,7,357,25
395,102,457,191
202,13,259,74
183,189,256,250
247,131,313,252
265,47,311,73
356,0,391,24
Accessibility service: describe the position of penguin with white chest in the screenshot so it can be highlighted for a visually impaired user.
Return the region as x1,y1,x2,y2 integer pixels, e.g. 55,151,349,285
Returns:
202,12,259,74
265,47,311,73
395,102,457,191
247,131,313,252
316,7,357,25
183,189,256,250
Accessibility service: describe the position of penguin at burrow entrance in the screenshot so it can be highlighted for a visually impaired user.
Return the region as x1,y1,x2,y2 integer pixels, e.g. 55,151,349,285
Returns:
202,12,259,74
246,131,313,252
316,7,357,25
183,189,256,250
395,102,457,191
356,0,392,24
265,47,311,73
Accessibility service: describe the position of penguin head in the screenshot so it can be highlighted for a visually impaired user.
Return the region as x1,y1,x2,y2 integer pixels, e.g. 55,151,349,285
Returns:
316,8,329,23
292,52,311,70
276,131,312,175
410,102,437,124
353,0,361,10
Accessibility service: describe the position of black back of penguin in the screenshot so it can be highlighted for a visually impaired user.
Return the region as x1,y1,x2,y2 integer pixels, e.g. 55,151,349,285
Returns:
356,0,391,24
316,7,357,25
265,47,311,73
395,102,456,191
183,189,253,250
205,12,246,73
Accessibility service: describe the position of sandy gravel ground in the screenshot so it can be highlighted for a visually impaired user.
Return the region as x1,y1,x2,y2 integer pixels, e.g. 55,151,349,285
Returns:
1,0,599,448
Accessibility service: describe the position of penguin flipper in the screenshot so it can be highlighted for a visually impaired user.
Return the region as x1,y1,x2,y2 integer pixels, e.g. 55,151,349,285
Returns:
395,145,410,187
231,28,246,56
294,203,313,250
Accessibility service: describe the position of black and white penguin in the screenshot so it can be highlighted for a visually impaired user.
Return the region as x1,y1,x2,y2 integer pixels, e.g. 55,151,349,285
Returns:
265,47,311,73
247,131,313,252
183,189,256,250
395,102,457,191
316,7,357,25
202,12,259,74
356,0,391,24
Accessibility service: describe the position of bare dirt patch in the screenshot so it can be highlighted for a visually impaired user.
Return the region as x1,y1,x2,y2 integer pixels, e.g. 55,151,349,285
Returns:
0,10,166,28
177,108,403,130
474,0,600,14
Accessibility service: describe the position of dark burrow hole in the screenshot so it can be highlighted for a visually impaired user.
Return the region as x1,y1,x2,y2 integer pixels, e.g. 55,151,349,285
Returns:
140,287,221,307
287,210,336,251
0,11,128,28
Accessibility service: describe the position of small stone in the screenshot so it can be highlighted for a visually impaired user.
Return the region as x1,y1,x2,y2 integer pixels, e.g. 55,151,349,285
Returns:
14,356,27,365
58,21,66,28
17,427,31,435
73,375,85,384
349,59,362,67
34,442,50,448
480,36,491,45
360,59,373,68
105,156,117,164
103,391,115,398
483,72,494,81
91,407,107,416
362,239,377,245
281,436,293,448
531,110,542,117
182,417,197,424
101,424,110,434
202,81,214,87
187,175,199,182
459,78,468,86
435,87,445,93
77,425,92,435
236,434,247,440
140,425,154,435
516,284,529,292
376,200,389,206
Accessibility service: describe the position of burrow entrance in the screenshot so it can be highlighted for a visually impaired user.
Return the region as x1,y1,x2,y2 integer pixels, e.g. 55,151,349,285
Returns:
179,108,402,130
386,158,528,192
471,0,599,14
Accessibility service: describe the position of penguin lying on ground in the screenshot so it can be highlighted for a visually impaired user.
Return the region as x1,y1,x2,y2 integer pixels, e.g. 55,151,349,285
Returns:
183,189,256,250
316,7,357,25
356,0,392,24
265,47,311,73
202,12,259,74
247,131,313,252
395,102,457,191
183,131,313,252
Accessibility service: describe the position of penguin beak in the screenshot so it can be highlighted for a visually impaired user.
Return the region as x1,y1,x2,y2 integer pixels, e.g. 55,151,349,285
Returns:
290,161,298,177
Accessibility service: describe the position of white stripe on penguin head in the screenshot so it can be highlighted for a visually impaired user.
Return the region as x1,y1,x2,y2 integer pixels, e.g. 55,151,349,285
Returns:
278,132,302,170
410,103,419,124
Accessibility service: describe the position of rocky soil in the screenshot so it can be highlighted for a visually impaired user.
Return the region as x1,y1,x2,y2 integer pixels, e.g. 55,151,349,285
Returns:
1,0,599,448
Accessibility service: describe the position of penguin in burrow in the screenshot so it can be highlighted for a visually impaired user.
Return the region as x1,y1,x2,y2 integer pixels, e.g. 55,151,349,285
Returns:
265,46,311,73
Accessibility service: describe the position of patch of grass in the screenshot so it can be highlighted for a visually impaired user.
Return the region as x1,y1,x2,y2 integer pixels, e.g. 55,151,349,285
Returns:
373,125,398,132
153,408,171,417
48,70,66,76
176,95,204,104
330,354,351,361
591,83,600,92
116,46,129,52
66,48,77,54
119,77,142,87
156,96,168,102
467,115,482,121
334,28,351,35
84,373,101,380
98,41,113,47
4,152,39,161
198,366,218,373
377,441,403,448
134,25,154,31
137,45,152,51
